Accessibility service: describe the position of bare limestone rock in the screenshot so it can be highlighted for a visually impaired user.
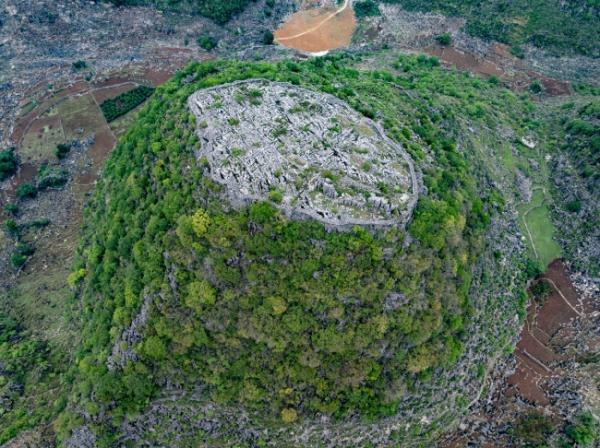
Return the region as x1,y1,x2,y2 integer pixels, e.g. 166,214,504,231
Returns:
188,79,420,228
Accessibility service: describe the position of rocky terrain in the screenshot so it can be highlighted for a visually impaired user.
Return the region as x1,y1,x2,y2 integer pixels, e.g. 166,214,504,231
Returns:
189,79,419,227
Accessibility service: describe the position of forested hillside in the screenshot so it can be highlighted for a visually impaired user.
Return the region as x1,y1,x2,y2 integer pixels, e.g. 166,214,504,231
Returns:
39,56,541,446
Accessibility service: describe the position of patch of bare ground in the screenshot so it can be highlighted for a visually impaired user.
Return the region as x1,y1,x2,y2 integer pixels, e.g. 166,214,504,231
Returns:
274,0,356,53
425,44,504,77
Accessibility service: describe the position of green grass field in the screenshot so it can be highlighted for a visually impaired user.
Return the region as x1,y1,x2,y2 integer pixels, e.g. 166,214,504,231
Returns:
518,188,562,269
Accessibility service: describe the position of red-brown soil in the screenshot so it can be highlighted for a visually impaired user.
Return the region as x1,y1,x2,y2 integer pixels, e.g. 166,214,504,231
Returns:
507,260,582,404
443,259,597,446
143,68,175,87
426,45,504,77
275,1,356,53
74,128,116,190
424,44,571,97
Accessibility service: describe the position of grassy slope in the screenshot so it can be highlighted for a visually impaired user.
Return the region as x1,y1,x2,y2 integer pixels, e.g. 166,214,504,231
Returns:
517,188,561,270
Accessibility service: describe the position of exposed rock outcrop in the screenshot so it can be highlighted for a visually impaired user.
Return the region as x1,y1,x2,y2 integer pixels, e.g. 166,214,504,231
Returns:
188,79,420,228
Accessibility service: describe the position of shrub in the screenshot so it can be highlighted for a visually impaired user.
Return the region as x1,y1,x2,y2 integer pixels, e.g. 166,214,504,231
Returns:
10,253,27,268
354,0,380,18
16,183,37,199
565,413,598,446
197,34,217,51
268,189,283,203
37,164,69,190
3,203,18,215
15,242,34,257
4,219,18,234
10,243,34,269
529,80,543,94
71,60,87,71
262,30,274,45
511,412,555,446
67,269,87,288
281,408,298,423
143,336,167,360
0,148,18,180
510,45,525,59
530,280,552,304
436,33,452,46
566,200,582,213
55,143,72,159
191,209,211,237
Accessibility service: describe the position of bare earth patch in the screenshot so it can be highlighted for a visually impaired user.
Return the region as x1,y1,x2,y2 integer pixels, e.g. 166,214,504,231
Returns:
274,0,356,53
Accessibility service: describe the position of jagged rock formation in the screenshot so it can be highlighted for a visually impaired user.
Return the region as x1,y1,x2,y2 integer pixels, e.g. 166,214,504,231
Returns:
188,79,420,228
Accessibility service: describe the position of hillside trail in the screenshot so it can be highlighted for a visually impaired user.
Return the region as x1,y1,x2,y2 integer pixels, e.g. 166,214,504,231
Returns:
276,0,351,41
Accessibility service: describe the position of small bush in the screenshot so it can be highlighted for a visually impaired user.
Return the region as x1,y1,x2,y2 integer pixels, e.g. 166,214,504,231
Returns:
197,34,217,51
28,218,51,228
268,189,283,203
11,253,27,268
511,412,555,446
3,203,18,215
15,242,34,257
436,33,452,46
0,148,18,180
566,200,582,213
529,80,543,94
4,219,18,235
567,119,595,136
262,30,274,45
37,164,69,190
530,280,552,304
565,413,598,446
354,0,380,18
72,60,87,71
16,183,37,199
510,45,525,59
55,143,72,159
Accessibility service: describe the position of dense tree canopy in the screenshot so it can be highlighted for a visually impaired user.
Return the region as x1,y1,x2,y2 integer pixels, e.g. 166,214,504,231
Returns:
53,56,536,444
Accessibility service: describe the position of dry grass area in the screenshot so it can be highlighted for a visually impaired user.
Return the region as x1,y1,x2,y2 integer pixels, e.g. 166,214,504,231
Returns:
274,0,356,53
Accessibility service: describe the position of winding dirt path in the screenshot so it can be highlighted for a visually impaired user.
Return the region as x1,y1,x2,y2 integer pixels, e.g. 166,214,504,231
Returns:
274,0,356,53
276,0,351,42
542,277,583,317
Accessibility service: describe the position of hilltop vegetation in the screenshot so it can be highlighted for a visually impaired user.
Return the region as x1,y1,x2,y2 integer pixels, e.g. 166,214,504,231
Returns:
29,55,542,446
382,0,600,57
